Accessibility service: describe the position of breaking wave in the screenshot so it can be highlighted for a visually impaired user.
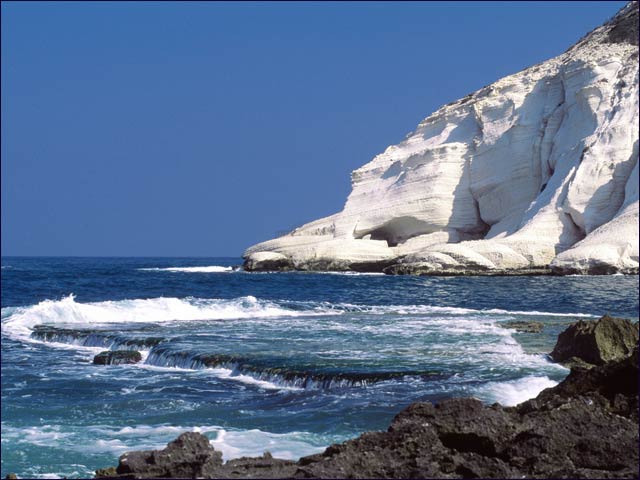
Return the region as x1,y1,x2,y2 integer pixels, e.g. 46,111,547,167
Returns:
1,294,594,346
475,376,558,406
0,294,329,342
278,301,596,318
138,266,234,273
1,423,337,462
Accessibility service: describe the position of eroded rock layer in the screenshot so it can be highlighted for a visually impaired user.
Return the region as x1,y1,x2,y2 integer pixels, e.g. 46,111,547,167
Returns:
244,2,639,274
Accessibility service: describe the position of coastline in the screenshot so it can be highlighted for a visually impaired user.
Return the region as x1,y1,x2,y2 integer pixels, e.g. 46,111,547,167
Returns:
241,2,639,279
94,315,639,479
2,260,637,478
242,260,640,276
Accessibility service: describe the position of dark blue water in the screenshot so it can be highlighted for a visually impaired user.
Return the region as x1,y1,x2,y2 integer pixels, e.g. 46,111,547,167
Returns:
2,257,638,478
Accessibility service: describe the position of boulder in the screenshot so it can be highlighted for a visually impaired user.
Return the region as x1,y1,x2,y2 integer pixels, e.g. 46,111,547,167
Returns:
94,467,116,478
93,350,142,366
116,432,222,478
107,433,297,479
550,315,638,366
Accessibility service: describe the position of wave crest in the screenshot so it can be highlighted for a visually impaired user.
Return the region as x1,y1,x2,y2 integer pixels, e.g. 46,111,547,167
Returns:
138,266,234,273
475,376,558,406
1,294,595,346
0,294,326,342
1,423,338,462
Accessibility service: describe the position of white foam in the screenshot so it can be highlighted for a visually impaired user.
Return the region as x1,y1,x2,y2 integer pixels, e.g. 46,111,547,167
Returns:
313,271,386,276
475,376,559,406
139,266,233,273
294,301,596,318
3,424,73,447
97,424,334,460
136,363,202,373
2,422,336,461
2,295,596,347
209,427,330,460
480,308,595,318
136,360,302,391
0,294,329,343
207,367,302,391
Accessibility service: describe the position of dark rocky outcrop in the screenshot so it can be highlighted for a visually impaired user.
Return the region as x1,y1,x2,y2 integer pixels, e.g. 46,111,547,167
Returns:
605,0,639,46
147,347,449,388
93,350,142,366
550,315,638,366
501,321,544,333
524,347,639,421
96,328,639,479
243,255,294,272
295,357,639,478
115,432,224,478
95,467,117,477
211,453,298,479
96,434,297,479
31,325,165,351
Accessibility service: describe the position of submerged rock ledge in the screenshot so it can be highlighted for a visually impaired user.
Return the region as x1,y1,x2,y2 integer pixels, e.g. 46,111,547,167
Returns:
243,2,639,275
96,315,640,479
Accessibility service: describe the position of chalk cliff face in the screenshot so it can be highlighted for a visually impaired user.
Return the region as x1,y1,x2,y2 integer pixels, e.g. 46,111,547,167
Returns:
244,2,639,274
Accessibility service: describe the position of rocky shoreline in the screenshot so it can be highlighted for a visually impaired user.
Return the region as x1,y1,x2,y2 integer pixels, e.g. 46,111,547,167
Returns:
93,315,639,479
242,257,640,276
241,254,640,276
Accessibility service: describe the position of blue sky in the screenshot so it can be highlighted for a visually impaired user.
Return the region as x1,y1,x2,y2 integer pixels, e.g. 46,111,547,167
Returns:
1,1,626,257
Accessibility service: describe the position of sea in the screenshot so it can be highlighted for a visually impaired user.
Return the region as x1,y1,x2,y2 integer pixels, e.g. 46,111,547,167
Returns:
1,256,638,478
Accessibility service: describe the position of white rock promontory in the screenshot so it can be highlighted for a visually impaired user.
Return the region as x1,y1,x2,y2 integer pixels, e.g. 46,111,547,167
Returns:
244,2,639,275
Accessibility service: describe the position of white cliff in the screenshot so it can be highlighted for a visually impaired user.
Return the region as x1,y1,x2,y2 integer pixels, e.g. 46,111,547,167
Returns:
244,2,639,275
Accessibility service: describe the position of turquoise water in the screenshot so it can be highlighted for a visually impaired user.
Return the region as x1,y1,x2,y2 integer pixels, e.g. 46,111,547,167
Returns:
1,257,638,478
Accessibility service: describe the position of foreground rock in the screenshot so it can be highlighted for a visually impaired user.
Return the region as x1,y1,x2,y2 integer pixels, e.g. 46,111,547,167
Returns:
97,343,639,478
550,314,639,366
243,2,639,275
95,434,298,479
111,433,224,478
93,350,142,365
294,350,638,478
531,347,639,421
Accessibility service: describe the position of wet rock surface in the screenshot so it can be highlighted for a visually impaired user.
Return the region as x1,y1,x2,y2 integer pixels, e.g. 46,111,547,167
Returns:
550,315,639,366
114,432,225,478
524,347,639,421
31,325,165,350
93,350,142,365
97,433,297,479
96,316,639,479
501,320,544,333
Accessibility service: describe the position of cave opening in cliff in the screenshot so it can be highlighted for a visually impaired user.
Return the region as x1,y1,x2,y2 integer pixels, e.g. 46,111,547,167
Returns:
359,217,434,247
